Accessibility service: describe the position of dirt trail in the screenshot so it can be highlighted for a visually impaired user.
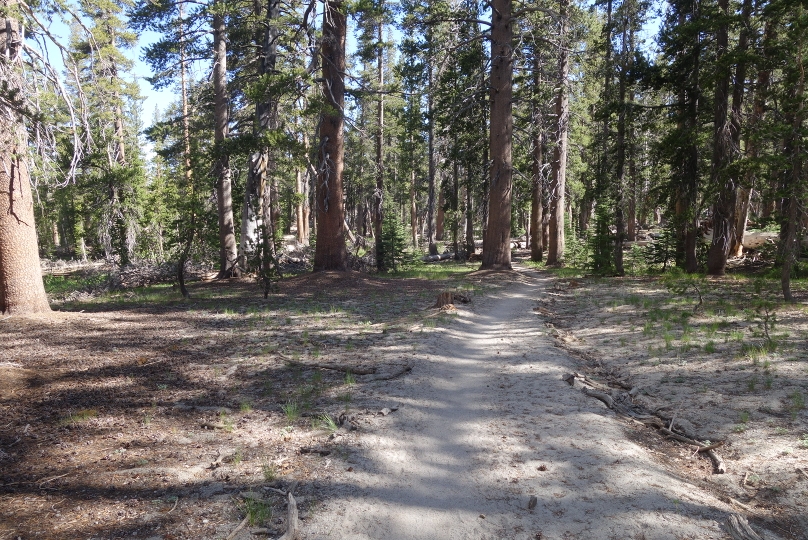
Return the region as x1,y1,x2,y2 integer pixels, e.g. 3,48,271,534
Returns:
303,267,738,540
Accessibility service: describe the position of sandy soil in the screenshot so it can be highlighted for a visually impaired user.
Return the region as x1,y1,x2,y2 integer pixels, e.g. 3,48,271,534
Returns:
301,267,747,540
1,264,804,539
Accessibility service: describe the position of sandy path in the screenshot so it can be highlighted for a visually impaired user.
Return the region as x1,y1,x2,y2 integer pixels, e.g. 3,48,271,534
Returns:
303,268,732,540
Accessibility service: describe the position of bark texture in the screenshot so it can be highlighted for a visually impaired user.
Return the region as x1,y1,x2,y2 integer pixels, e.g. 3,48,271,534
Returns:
313,0,348,271
706,0,735,276
546,0,570,266
0,8,51,314
481,0,513,270
213,10,239,278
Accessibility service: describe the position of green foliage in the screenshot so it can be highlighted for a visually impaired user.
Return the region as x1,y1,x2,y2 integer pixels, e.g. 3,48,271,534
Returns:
644,225,679,271
241,497,272,527
379,198,414,272
281,401,300,423
564,222,592,271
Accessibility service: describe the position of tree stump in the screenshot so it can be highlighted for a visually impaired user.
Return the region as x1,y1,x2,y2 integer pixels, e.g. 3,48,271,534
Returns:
434,292,454,308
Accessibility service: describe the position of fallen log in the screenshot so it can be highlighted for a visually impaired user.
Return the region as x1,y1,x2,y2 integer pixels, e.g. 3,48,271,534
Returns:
423,253,455,262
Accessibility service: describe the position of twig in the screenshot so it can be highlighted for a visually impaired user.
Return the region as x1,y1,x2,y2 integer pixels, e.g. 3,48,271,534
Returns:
225,517,248,540
696,441,725,453
797,467,808,481
167,497,179,514
139,358,168,368
659,427,700,446
0,316,12,322
38,473,69,488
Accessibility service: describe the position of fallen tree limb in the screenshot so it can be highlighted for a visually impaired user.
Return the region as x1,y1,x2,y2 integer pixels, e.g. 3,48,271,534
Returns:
281,357,376,375
659,427,702,447
567,372,728,474
226,517,249,540
423,253,455,262
697,441,725,453
283,357,412,381
708,449,727,474
361,365,412,381
299,446,331,456
582,387,614,409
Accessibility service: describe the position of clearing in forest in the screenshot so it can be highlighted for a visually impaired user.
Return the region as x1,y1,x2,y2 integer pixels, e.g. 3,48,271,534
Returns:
0,264,806,539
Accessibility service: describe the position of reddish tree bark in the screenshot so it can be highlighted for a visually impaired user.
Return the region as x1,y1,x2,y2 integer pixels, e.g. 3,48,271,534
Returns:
481,0,513,270
313,0,348,271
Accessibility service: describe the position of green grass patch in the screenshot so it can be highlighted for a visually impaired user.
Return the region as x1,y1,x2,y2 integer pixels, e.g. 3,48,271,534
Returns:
60,408,98,426
383,261,478,280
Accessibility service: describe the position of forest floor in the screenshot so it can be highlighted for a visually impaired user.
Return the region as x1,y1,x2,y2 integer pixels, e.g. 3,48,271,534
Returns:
0,255,806,539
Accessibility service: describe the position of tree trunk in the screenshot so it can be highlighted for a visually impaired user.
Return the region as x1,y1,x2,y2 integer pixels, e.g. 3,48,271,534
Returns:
252,0,282,287
530,51,544,262
465,169,475,257
313,0,348,271
374,22,385,270
410,169,418,248
0,8,51,314
426,59,437,256
295,169,306,243
178,0,196,284
613,14,631,276
546,0,570,266
213,9,239,278
481,0,513,270
436,187,445,241
732,18,773,258
706,0,738,276
780,17,805,302
730,187,751,257
452,159,460,259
